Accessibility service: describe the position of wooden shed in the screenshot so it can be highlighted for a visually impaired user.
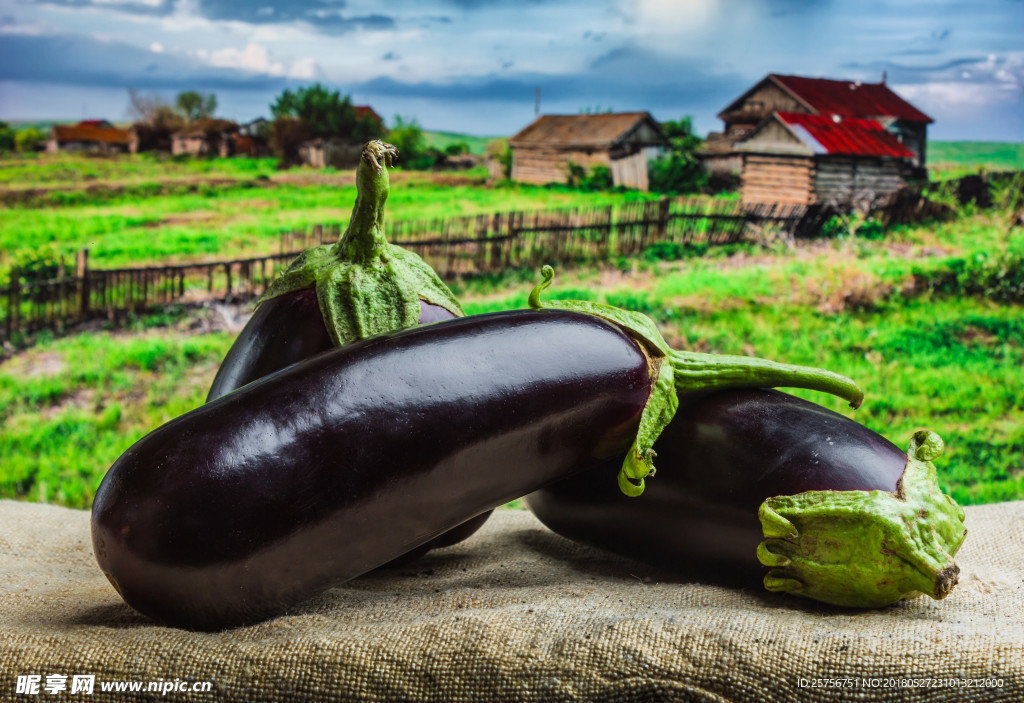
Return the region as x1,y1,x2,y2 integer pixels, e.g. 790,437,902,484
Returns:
736,112,917,205
701,73,932,177
509,112,667,190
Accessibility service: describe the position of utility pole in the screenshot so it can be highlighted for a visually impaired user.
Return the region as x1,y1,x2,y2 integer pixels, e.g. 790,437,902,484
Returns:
534,87,541,117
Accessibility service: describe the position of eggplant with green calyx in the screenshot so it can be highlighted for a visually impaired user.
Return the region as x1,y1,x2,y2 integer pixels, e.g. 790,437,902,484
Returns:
93,291,863,630
206,139,462,403
204,140,484,554
526,388,967,609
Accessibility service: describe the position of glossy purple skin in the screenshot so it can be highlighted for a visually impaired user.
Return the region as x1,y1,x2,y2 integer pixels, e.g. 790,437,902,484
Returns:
204,290,492,552
93,310,652,630
206,289,456,402
526,388,908,581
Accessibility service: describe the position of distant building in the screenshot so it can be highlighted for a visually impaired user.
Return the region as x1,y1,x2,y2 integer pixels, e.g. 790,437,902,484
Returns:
236,118,271,157
353,106,384,129
703,74,933,205
48,121,135,154
509,112,667,191
171,119,240,157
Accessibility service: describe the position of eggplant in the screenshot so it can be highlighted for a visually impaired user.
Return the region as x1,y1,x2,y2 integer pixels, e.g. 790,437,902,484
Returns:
526,388,968,608
206,139,462,403
204,140,479,554
92,307,862,630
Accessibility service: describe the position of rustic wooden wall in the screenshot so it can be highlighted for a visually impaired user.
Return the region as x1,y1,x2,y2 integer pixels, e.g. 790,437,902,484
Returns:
511,147,612,184
814,157,904,206
741,154,814,204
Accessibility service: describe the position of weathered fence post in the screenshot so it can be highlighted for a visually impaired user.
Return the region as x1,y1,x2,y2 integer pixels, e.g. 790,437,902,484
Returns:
77,249,90,320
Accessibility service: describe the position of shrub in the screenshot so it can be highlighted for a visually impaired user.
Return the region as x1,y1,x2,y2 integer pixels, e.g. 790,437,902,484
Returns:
15,127,46,153
648,116,706,195
564,162,614,191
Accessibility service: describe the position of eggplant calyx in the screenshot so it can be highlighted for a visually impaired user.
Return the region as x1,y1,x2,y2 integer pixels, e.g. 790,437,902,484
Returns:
257,140,463,346
528,265,863,497
756,431,968,608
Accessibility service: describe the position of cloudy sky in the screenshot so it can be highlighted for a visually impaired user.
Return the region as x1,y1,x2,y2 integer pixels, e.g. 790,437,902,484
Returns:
0,0,1022,140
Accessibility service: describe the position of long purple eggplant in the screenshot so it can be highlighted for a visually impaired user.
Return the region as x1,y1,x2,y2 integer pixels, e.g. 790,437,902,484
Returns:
526,388,967,608
92,308,862,630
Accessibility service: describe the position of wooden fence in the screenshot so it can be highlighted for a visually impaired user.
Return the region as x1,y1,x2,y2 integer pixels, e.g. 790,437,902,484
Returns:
0,197,807,342
282,198,808,278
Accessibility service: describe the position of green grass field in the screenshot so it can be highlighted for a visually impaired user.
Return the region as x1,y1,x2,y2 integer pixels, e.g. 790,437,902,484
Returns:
0,142,1021,510
0,153,660,269
929,141,1024,178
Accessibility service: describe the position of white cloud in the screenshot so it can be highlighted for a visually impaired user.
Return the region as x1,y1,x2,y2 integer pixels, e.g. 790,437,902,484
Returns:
288,56,318,80
199,42,285,75
150,41,164,52
620,0,719,39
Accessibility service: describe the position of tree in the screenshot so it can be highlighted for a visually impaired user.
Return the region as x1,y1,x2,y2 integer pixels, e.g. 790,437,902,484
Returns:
386,116,441,169
126,89,184,152
176,91,218,122
270,84,382,142
648,116,707,195
0,122,15,151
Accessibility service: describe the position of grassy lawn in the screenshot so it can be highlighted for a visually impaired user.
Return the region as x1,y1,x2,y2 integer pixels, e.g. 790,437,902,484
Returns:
0,153,660,269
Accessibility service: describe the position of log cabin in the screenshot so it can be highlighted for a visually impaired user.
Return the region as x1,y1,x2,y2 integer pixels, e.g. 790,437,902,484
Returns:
509,112,667,190
701,73,932,201
736,112,917,206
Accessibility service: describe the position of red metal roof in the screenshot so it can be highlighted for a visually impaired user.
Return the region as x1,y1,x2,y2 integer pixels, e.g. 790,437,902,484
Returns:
771,74,933,123
776,112,915,158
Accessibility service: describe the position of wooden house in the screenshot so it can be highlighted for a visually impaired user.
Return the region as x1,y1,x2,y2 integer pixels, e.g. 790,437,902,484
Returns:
171,119,240,157
701,73,932,182
298,138,363,169
508,112,667,191
48,121,136,154
736,112,917,205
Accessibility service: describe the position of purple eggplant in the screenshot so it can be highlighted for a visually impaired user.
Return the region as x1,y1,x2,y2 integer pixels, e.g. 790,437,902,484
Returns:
206,140,462,403
93,307,861,630
204,141,481,553
526,388,968,608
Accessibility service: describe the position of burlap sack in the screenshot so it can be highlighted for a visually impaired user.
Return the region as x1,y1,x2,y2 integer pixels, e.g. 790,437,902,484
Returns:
0,498,1021,702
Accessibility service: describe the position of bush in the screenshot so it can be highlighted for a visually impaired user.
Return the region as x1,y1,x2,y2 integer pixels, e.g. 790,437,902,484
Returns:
642,241,709,261
918,246,1024,303
485,138,512,179
648,116,706,195
387,116,437,169
564,162,614,191
2,244,74,289
15,127,46,153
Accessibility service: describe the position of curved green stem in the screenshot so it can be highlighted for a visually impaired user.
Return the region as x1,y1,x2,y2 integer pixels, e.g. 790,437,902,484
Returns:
336,140,396,264
258,140,463,346
757,431,967,607
528,265,864,496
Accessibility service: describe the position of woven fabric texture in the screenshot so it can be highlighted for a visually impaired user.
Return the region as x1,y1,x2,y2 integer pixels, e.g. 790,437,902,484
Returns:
0,499,1021,702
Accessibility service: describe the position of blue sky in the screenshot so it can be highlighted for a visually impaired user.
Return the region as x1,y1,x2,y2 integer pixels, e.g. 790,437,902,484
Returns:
0,0,1022,140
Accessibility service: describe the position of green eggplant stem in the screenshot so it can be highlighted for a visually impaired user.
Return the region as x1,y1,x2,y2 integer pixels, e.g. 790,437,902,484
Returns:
527,265,864,496
336,140,395,264
257,140,464,346
757,431,967,608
